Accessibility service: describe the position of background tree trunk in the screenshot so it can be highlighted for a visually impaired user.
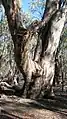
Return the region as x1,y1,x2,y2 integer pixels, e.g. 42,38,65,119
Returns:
1,0,67,98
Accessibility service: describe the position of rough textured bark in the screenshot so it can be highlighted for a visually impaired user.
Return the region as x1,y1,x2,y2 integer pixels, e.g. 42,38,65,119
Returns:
1,0,67,98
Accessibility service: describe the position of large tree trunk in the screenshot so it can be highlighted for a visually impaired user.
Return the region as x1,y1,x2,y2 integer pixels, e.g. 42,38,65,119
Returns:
1,0,67,98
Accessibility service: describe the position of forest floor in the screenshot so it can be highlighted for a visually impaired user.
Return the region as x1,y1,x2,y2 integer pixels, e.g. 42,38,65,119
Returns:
0,86,67,119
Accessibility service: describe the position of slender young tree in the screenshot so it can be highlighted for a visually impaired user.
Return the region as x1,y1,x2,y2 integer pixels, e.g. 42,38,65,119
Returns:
1,0,67,98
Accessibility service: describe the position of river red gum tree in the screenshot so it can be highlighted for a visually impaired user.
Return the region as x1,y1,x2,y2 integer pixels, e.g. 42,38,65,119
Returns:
1,0,67,98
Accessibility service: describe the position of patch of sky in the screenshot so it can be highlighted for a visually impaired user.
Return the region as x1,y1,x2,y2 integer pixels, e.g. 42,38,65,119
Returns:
0,5,4,22
22,0,46,20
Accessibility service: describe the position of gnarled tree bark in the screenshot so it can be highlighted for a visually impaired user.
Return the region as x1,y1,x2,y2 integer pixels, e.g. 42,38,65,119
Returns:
1,0,67,98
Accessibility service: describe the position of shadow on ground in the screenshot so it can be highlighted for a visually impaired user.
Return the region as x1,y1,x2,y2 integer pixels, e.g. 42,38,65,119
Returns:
0,93,67,119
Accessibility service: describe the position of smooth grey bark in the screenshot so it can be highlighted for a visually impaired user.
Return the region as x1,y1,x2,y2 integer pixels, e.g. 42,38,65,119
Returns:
1,0,67,98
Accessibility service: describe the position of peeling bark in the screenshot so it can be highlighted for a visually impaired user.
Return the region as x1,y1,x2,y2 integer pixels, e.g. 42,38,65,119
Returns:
1,0,67,98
